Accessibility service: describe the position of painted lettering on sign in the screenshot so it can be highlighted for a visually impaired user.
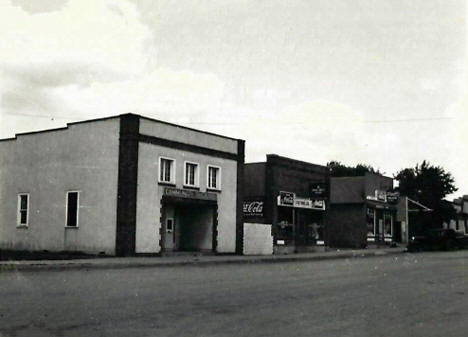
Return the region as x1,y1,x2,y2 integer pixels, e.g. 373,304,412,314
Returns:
294,197,326,210
243,201,264,216
310,183,327,198
164,187,217,201
386,192,399,204
278,191,295,207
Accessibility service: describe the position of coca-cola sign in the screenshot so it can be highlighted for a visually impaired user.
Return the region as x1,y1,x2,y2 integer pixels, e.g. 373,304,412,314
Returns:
278,191,295,207
243,201,264,216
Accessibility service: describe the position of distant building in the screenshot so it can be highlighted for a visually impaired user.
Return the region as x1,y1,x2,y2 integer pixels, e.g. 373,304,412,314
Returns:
396,197,432,243
328,173,397,248
0,113,245,256
243,154,329,254
443,196,468,235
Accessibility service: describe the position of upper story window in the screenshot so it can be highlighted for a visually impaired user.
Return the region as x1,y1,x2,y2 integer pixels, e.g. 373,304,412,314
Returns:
66,191,80,227
207,165,221,190
184,161,199,187
17,193,29,227
159,157,176,184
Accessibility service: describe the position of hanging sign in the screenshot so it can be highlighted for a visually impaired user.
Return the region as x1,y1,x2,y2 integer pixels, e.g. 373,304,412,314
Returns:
386,192,399,204
310,183,327,198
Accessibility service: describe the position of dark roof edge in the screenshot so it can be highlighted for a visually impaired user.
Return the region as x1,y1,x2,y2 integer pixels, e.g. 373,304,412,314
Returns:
0,113,245,143
136,114,243,142
266,154,328,171
0,114,121,142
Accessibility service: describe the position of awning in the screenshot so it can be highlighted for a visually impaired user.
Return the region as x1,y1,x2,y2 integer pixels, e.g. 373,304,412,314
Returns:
407,197,432,212
366,199,398,210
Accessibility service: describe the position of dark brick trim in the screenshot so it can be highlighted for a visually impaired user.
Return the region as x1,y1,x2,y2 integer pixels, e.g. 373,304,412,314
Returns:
183,185,201,191
138,114,241,141
213,205,218,252
235,140,245,255
115,114,140,256
159,200,165,253
138,134,238,161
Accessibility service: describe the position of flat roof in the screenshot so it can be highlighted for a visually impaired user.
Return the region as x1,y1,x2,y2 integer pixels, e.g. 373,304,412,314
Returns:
0,113,243,142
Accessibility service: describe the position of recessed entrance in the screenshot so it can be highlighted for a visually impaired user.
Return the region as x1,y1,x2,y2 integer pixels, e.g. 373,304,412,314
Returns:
161,200,217,253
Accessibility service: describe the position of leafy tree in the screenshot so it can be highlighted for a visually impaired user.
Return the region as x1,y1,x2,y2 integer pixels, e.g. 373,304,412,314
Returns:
327,161,381,177
394,161,457,227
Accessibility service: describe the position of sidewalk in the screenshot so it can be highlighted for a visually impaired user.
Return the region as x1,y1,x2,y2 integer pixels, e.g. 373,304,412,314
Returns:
0,247,406,272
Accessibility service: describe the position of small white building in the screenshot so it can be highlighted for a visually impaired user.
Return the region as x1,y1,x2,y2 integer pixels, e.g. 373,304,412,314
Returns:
0,114,245,256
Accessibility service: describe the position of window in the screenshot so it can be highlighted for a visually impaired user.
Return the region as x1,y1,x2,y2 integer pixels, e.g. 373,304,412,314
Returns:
17,193,29,226
66,191,79,227
159,157,175,184
184,161,199,187
384,213,392,237
366,207,375,236
207,165,221,190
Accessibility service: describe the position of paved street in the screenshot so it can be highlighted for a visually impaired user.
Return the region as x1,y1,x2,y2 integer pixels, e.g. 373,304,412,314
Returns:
1,251,467,337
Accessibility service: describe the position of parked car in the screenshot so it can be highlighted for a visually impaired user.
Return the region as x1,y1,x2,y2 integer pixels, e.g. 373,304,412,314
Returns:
407,228,468,252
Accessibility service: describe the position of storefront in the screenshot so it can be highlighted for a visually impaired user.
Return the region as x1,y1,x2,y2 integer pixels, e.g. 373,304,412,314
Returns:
328,173,395,248
243,154,329,254
275,191,326,253
160,187,217,253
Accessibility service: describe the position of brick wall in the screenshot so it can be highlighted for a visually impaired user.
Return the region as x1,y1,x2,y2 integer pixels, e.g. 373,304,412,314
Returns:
327,204,366,248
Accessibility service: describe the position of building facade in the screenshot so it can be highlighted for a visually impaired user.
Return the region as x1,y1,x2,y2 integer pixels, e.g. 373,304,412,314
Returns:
443,196,468,235
328,173,397,248
0,113,245,256
244,154,329,254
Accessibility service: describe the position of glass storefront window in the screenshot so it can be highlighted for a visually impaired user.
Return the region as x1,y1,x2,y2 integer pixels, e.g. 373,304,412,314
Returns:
276,207,294,241
384,213,393,237
366,207,375,236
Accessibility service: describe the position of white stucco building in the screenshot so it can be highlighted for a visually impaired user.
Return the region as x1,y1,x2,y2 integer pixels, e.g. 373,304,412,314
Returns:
0,113,245,256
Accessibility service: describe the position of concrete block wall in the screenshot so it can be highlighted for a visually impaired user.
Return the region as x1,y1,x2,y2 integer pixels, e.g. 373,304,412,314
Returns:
243,223,273,255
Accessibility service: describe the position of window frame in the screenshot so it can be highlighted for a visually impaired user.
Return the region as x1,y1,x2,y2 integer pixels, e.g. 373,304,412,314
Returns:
183,161,200,188
206,165,222,191
17,193,30,227
366,207,376,236
383,212,393,237
158,156,176,185
65,191,80,228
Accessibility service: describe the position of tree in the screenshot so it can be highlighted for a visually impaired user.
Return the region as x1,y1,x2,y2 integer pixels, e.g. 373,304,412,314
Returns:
394,161,457,227
327,161,381,177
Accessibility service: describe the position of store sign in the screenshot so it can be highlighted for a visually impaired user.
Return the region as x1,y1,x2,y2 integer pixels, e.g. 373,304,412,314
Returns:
164,187,217,201
278,191,295,207
386,192,399,204
310,183,327,198
376,190,387,202
243,201,264,216
366,190,399,205
293,197,325,210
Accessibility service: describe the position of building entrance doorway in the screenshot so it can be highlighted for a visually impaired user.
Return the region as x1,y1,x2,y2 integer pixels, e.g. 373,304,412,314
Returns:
161,200,217,253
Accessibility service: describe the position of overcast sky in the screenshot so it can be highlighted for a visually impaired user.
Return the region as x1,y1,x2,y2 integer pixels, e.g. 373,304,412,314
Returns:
0,0,466,198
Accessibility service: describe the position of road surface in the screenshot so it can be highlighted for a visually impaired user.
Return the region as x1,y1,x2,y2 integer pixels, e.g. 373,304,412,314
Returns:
1,250,467,337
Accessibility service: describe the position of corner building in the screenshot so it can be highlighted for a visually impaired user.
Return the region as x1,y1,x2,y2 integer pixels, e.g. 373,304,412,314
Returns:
0,113,245,256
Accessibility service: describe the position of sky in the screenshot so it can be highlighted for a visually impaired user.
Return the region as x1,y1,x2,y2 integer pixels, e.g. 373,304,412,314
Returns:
0,0,467,199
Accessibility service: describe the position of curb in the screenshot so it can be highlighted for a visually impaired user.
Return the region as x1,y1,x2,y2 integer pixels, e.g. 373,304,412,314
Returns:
0,249,406,272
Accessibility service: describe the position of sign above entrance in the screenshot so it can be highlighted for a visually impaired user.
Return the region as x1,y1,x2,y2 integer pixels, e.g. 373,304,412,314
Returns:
277,192,326,210
278,191,295,207
386,192,399,204
294,197,326,210
164,187,217,201
366,190,399,204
